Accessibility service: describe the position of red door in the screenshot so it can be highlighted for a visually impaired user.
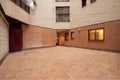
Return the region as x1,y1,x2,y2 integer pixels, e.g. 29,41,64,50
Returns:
9,28,23,52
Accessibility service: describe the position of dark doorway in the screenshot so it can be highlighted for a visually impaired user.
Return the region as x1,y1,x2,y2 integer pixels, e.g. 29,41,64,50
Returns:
56,32,59,45
9,24,23,52
0,5,25,52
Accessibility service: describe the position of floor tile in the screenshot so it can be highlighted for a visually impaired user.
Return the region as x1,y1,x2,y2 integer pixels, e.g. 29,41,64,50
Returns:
0,46,119,80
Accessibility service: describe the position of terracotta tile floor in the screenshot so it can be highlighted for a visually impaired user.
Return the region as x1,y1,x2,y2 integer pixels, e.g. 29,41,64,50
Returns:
0,46,120,80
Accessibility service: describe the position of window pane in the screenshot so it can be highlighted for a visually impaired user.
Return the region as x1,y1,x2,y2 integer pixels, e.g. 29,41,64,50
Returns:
20,1,26,10
62,14,69,22
65,33,69,41
11,0,30,14
89,30,95,40
16,0,20,5
82,0,87,7
63,7,69,14
96,29,104,40
91,0,96,3
56,15,63,22
56,8,63,14
26,5,30,13
71,32,75,39
12,0,16,3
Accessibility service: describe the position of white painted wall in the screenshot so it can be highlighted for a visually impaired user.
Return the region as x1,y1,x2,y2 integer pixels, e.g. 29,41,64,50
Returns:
0,12,9,61
30,0,120,29
1,0,120,29
70,0,120,28
29,0,55,28
29,0,70,29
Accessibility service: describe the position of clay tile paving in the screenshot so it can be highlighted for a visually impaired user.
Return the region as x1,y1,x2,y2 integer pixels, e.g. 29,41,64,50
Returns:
0,0,120,80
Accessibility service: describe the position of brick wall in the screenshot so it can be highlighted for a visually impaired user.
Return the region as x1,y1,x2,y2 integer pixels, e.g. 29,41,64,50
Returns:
0,14,9,61
22,25,56,49
58,20,120,52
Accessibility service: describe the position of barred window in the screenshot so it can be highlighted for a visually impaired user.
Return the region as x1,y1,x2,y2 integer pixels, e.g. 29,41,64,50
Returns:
56,7,70,22
11,0,30,14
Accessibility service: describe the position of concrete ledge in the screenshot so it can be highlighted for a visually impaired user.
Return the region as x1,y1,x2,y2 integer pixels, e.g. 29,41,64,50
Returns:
22,45,56,51
61,45,120,53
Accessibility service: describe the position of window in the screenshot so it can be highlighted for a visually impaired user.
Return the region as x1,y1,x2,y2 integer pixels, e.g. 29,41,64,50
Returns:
56,7,70,22
91,0,96,3
82,0,87,7
78,30,81,38
16,0,21,5
88,28,104,41
56,0,69,2
11,0,30,13
71,32,75,39
65,33,69,41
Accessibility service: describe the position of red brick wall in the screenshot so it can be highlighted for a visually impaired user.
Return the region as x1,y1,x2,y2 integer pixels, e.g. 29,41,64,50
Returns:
58,20,120,52
22,25,56,49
